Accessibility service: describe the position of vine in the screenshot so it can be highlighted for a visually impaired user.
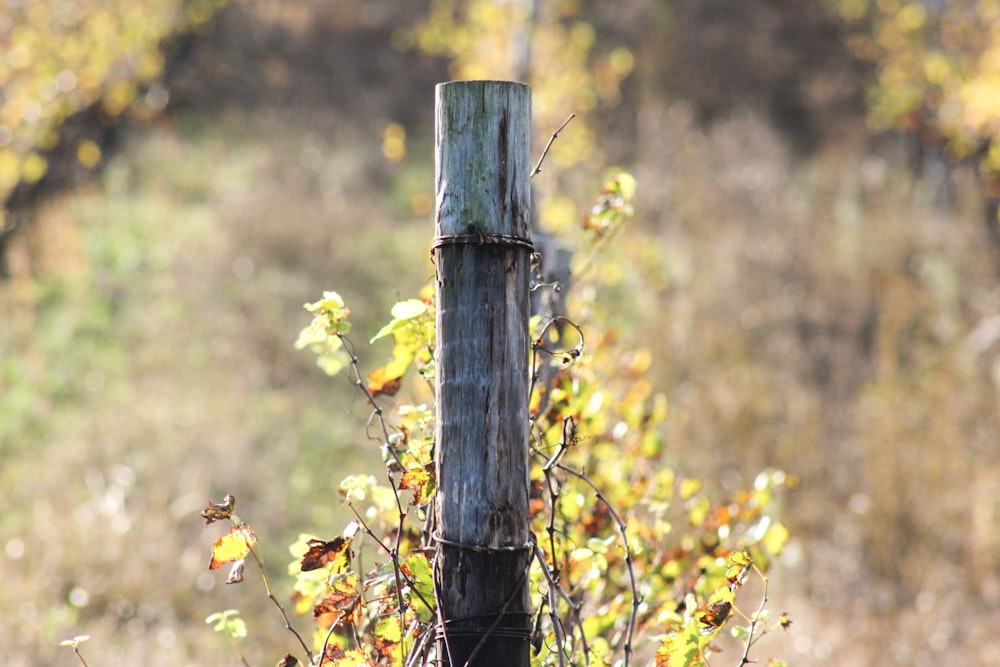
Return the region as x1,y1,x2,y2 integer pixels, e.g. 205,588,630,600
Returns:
190,173,794,667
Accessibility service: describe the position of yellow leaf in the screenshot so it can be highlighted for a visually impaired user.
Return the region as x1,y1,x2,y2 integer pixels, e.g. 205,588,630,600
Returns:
762,521,790,555
730,551,752,568
210,525,257,570
679,478,701,500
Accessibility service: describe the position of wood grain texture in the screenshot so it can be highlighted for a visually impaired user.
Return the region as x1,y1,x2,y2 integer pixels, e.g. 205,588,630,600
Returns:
434,80,532,667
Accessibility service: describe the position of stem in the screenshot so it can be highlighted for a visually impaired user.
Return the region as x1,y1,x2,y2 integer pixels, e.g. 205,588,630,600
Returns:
339,334,411,641
71,647,91,667
228,635,252,667
532,540,567,667
246,540,314,665
532,114,576,178
319,621,339,667
739,565,770,666
555,463,640,667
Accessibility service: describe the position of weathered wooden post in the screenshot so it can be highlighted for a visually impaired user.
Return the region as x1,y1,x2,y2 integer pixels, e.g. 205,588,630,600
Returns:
433,81,532,667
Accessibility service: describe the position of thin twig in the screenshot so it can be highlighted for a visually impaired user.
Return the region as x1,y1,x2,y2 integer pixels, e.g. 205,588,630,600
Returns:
347,504,436,615
555,463,641,667
404,621,436,667
318,620,339,667
529,316,585,420
70,646,91,667
532,539,568,667
228,635,252,667
433,556,456,667
739,565,770,666
339,333,411,639
245,539,315,665
532,114,576,178
564,212,626,293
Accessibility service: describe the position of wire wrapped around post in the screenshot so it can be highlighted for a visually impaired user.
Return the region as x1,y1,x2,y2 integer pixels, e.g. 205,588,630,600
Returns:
431,233,535,254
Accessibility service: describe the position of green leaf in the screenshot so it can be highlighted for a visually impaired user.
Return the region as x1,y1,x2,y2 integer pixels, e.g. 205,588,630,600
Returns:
296,291,354,377
373,614,403,662
402,551,436,623
390,298,428,321
370,299,428,343
339,474,373,503
60,635,90,647
205,609,247,639
605,171,637,200
305,290,348,315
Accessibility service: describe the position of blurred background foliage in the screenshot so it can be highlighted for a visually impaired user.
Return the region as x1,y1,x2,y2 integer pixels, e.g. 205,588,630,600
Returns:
2,0,1000,665
0,0,231,229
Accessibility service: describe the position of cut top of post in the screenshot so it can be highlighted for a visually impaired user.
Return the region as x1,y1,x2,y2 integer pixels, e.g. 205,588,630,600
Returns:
435,81,532,241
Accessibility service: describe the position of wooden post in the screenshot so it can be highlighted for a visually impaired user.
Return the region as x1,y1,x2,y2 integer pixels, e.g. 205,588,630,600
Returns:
433,81,532,667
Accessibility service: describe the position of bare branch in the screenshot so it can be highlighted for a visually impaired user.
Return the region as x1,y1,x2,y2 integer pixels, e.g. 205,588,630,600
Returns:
532,114,576,178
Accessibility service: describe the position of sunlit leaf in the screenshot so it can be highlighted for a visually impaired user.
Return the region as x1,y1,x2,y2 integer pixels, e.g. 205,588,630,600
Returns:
370,299,429,343
300,536,353,573
399,464,436,505
401,551,436,622
679,478,701,500
367,366,403,398
313,572,360,624
205,609,247,639
60,635,90,647
209,525,256,570
326,648,373,667
762,521,790,555
373,615,402,662
655,621,702,667
726,551,753,587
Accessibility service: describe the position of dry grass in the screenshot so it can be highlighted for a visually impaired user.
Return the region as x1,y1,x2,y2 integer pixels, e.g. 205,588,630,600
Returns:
613,100,1000,664
0,108,431,666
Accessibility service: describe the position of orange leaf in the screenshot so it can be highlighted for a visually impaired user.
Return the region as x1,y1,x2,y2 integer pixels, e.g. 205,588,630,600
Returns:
313,573,360,622
322,648,372,667
300,536,353,573
698,599,733,632
200,494,235,525
367,366,402,398
399,464,436,505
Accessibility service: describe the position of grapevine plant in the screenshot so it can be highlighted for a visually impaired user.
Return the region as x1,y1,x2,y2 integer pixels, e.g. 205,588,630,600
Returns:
191,173,794,667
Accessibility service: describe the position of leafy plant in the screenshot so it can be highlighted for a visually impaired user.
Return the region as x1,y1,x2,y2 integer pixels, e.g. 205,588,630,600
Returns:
197,173,793,666
60,635,92,667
